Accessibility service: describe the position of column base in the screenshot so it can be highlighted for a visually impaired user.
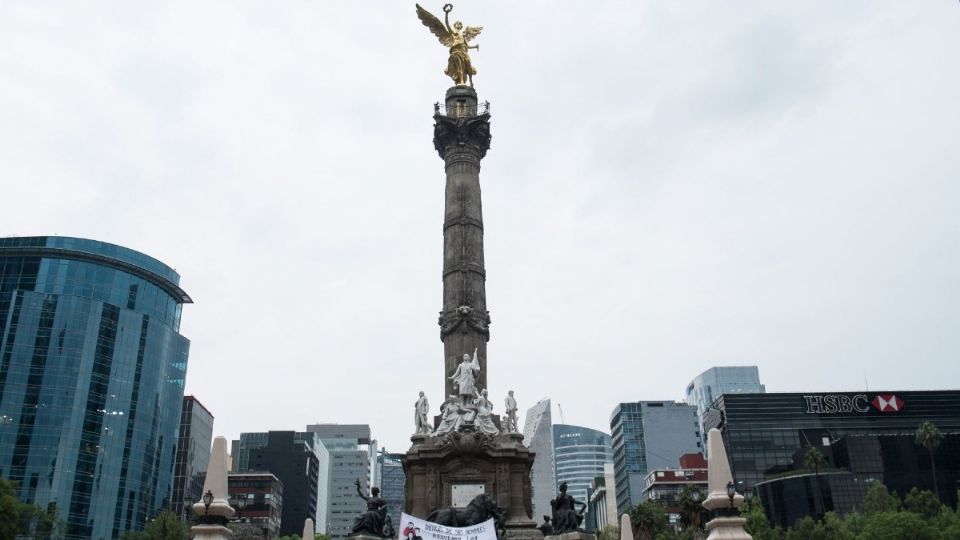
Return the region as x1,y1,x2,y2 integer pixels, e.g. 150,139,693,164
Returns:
705,516,752,540
191,523,233,540
545,533,596,540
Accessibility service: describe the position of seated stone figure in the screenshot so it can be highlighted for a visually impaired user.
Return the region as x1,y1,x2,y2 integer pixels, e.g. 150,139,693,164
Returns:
550,482,585,534
350,479,388,537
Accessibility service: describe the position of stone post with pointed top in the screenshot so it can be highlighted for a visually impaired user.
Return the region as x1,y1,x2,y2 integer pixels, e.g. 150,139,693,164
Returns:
702,429,752,540
302,518,315,540
191,436,236,540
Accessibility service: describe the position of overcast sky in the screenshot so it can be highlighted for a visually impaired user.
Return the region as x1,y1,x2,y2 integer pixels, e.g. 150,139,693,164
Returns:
2,1,958,453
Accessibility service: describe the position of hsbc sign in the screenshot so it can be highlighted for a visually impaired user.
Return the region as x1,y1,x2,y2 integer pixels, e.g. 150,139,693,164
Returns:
803,394,905,414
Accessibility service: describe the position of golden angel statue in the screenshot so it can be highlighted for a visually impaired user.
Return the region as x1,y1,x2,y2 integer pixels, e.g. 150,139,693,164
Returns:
416,4,483,86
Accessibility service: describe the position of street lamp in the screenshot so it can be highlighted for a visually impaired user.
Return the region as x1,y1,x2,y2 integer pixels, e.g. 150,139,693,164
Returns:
182,496,194,522
726,481,736,516
229,494,248,522
202,490,214,517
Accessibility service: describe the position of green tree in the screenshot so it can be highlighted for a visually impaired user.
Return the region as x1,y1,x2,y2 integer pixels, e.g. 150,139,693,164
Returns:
676,485,707,533
316,534,333,540
915,421,944,499
820,512,853,540
861,482,900,515
903,487,943,520
858,511,939,540
802,446,828,518
629,501,670,540
122,510,189,540
596,525,619,540
0,479,22,540
742,499,783,540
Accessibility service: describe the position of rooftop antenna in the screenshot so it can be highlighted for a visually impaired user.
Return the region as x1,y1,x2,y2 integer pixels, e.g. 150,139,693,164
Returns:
864,371,869,391
557,402,565,424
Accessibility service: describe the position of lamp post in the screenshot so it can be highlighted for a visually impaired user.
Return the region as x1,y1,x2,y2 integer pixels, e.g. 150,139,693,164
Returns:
725,482,736,517
202,490,214,519
182,496,195,523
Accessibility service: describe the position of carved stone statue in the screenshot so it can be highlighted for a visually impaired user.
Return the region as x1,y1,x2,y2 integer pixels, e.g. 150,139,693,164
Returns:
448,348,480,401
416,4,483,87
504,390,518,433
435,394,476,435
537,515,554,537
350,479,389,537
415,391,432,434
472,389,499,435
550,482,585,535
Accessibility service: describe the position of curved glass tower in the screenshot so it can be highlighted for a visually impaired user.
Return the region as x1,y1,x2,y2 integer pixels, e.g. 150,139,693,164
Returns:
0,236,191,539
552,424,613,518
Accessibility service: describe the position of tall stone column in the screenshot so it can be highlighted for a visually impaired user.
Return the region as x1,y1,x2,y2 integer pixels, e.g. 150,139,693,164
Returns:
434,86,492,398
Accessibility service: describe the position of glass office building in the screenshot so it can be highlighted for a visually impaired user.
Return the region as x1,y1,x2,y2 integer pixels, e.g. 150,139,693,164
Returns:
704,390,960,519
375,450,405,532
684,366,765,452
610,401,701,514
171,395,214,519
552,424,612,523
0,236,191,539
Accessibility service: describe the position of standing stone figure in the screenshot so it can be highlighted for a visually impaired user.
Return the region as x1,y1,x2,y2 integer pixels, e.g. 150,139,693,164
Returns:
473,389,499,435
449,348,480,401
351,479,388,537
550,482,585,534
414,391,432,434
504,390,518,433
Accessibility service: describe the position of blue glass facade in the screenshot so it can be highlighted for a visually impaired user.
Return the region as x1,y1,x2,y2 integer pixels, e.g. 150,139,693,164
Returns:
610,402,700,515
0,236,191,539
552,424,612,528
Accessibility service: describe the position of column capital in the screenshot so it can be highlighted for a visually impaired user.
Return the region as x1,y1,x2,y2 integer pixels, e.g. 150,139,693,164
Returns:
433,113,491,160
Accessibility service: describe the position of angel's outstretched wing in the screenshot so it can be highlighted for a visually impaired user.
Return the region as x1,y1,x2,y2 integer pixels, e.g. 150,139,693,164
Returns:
416,4,454,47
463,26,482,43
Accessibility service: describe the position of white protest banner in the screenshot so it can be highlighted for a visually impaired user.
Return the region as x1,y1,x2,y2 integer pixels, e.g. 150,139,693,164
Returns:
398,513,497,540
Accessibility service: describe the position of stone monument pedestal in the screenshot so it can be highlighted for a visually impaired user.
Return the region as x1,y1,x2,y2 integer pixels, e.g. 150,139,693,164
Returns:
348,535,389,540
191,524,234,540
545,532,597,540
705,517,752,540
404,430,540,539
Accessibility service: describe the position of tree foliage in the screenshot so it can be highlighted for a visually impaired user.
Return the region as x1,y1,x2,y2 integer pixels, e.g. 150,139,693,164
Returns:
0,478,64,540
121,510,189,540
916,420,945,497
628,501,670,540
740,482,960,540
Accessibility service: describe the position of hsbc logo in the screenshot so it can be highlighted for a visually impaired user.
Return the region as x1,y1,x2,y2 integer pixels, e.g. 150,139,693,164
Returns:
872,394,904,413
803,394,906,414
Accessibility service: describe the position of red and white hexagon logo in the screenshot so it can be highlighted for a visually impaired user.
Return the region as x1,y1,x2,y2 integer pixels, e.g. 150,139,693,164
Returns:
871,394,904,413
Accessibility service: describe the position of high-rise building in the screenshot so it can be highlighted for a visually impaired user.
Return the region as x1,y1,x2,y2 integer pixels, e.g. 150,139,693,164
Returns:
610,401,701,514
523,398,554,521
233,431,321,537
552,424,612,519
171,395,214,519
684,367,765,451
307,424,375,540
587,463,617,531
228,472,284,539
375,450,405,532
703,390,960,517
0,236,192,539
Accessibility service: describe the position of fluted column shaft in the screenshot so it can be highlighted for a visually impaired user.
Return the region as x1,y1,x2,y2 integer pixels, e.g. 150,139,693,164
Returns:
434,86,492,398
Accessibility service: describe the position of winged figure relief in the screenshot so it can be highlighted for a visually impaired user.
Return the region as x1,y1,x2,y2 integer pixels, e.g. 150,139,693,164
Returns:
416,4,483,86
